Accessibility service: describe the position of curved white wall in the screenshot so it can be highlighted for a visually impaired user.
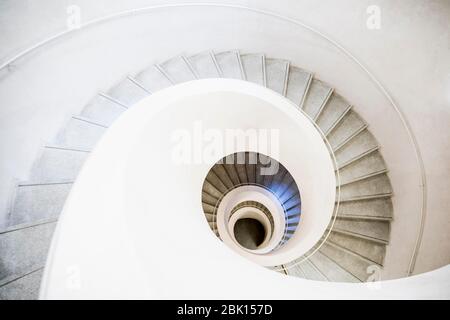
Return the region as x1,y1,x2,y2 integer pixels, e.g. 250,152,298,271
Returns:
0,0,448,280
40,80,448,299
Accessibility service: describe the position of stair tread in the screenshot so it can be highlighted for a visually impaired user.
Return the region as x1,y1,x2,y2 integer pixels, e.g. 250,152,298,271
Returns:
309,251,360,282
285,66,311,106
302,79,332,120
326,231,386,265
320,241,379,281
240,53,265,85
52,116,106,151
29,146,88,183
0,222,55,287
316,92,351,134
158,56,197,83
265,58,289,95
106,77,149,107
214,51,243,79
188,51,221,78
134,65,173,92
0,268,43,300
9,183,72,227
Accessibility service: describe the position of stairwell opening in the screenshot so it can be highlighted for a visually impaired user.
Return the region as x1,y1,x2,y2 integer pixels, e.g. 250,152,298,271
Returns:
201,151,302,255
234,218,266,250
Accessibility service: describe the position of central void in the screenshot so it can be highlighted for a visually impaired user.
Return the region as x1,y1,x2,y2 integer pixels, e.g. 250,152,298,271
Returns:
234,218,266,250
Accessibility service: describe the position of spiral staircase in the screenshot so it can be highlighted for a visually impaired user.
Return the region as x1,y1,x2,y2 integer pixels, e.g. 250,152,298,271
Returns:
0,50,395,299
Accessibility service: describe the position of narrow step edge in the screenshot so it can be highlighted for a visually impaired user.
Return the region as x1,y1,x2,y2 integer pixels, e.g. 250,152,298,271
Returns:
181,55,200,79
71,115,109,128
332,213,393,222
0,217,57,235
98,92,129,109
282,60,290,97
127,75,153,94
337,192,393,203
154,63,176,84
337,146,380,170
235,50,246,80
298,72,314,110
262,54,267,87
0,266,44,289
328,228,389,245
313,87,334,121
208,50,224,77
338,169,389,187
44,145,91,153
17,180,74,187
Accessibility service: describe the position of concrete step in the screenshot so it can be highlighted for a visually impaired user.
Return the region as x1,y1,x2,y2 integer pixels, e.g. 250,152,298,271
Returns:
206,170,228,194
79,94,126,127
327,231,386,265
335,129,378,168
222,163,241,186
214,51,244,79
51,116,106,151
327,110,366,149
339,173,392,199
316,93,352,135
9,183,71,226
105,77,150,107
0,221,55,287
187,51,221,78
240,53,265,85
29,146,88,183
293,259,327,281
309,251,360,282
283,193,301,210
203,203,215,215
333,217,390,242
336,197,393,219
158,56,197,83
202,179,223,200
320,241,379,282
338,150,387,185
133,65,173,92
285,66,311,106
0,268,43,300
302,79,333,120
203,210,214,222
235,163,248,184
202,191,218,207
212,165,234,189
265,58,289,95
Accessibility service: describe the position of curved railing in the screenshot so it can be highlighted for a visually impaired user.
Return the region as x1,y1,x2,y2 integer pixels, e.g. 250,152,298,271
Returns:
0,3,426,275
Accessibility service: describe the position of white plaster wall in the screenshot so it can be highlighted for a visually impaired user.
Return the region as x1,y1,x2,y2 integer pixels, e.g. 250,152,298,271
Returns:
0,0,449,277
